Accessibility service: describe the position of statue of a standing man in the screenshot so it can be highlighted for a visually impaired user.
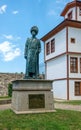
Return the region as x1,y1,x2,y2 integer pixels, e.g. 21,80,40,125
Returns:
24,26,41,79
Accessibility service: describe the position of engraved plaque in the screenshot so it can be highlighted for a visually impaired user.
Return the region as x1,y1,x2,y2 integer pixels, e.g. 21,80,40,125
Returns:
29,94,45,109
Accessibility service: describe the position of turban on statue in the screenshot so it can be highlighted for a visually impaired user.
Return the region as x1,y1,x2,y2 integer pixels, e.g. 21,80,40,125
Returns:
30,26,39,35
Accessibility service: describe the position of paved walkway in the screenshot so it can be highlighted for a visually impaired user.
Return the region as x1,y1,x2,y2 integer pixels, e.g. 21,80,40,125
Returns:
55,103,81,112
0,103,81,111
0,104,11,110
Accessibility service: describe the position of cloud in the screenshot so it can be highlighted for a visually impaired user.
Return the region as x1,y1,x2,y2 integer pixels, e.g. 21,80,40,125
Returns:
0,5,7,14
12,10,19,14
3,34,21,41
48,9,56,16
3,35,13,40
0,41,21,61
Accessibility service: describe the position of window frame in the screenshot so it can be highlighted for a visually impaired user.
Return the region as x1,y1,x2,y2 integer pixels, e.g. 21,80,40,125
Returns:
75,82,81,96
70,38,75,44
51,39,55,53
80,58,81,73
70,57,78,73
79,7,81,16
46,42,50,55
68,11,72,20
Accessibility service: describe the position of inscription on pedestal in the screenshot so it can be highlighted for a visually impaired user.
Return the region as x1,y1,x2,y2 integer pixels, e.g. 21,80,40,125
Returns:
29,94,45,109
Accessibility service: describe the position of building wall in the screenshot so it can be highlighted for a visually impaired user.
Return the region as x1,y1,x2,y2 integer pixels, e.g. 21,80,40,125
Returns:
69,80,81,100
53,80,67,99
68,27,81,53
46,55,67,80
45,28,66,61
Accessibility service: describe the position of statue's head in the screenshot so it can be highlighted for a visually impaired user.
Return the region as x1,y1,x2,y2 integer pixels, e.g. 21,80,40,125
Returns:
30,26,39,35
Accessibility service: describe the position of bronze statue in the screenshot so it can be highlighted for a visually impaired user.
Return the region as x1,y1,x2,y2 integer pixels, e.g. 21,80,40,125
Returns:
24,26,41,79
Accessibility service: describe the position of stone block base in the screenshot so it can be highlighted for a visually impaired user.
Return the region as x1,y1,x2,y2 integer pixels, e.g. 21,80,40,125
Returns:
11,79,55,114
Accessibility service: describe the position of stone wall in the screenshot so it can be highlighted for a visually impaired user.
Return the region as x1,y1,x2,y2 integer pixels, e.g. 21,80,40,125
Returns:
0,73,45,96
0,73,24,96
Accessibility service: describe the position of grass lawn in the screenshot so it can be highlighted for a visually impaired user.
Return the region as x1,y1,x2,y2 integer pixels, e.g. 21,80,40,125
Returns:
0,96,11,100
0,109,81,130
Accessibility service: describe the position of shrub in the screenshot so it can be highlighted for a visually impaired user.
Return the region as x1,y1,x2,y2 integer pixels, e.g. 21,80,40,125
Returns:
8,83,12,97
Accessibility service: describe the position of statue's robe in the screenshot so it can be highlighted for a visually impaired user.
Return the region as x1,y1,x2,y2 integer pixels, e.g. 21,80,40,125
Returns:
24,37,41,78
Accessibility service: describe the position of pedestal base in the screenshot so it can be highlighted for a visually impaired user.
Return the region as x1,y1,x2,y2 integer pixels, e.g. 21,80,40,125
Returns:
12,79,55,114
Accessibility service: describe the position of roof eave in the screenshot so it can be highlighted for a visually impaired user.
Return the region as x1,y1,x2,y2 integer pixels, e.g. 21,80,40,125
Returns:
41,20,81,42
41,20,67,42
61,1,81,16
60,1,75,16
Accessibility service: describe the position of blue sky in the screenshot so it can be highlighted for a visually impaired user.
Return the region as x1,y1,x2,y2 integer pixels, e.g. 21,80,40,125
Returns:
0,0,72,73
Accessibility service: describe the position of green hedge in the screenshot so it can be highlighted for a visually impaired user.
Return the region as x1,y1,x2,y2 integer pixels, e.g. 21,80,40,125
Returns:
8,83,12,97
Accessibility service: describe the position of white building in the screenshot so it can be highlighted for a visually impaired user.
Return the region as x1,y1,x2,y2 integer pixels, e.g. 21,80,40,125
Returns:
41,0,81,100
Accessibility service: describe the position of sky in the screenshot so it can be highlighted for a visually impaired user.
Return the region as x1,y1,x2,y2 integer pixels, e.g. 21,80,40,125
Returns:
0,0,72,74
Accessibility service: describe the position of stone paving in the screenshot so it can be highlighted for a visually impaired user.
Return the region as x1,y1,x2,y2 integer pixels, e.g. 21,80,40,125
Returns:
55,103,81,112
0,104,11,110
0,103,81,112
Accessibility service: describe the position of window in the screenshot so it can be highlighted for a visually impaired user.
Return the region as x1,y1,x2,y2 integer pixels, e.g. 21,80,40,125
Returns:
51,39,55,53
79,7,81,16
68,11,72,20
75,82,81,96
46,42,50,55
46,38,55,55
80,58,81,73
70,57,78,73
71,38,75,43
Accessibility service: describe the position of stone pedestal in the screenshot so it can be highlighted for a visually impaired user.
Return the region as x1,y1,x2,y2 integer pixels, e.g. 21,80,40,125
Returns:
11,79,55,114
